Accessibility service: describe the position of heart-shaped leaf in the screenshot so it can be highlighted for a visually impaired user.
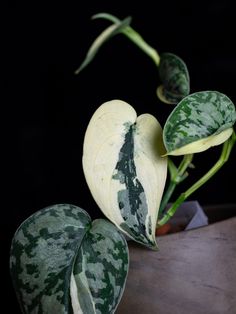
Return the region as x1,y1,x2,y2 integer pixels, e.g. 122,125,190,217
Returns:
10,204,128,314
163,91,236,155
83,100,168,249
157,53,190,104
75,16,131,74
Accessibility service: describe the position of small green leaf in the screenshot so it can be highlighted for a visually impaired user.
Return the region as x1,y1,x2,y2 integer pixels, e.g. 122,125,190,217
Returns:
83,100,167,249
157,53,190,104
10,204,129,314
163,91,236,155
75,16,131,74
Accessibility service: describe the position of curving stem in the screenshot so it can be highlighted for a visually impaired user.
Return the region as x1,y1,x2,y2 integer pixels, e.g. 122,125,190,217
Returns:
92,13,160,66
159,154,194,215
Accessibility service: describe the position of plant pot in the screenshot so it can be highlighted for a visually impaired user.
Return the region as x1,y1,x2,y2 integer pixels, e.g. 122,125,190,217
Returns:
117,213,236,314
156,200,208,235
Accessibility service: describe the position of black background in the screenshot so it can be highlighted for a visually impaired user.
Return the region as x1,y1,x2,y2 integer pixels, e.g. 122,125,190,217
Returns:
4,1,236,312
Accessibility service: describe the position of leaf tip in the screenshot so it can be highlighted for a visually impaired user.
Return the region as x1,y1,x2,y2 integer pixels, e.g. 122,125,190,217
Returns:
156,85,176,105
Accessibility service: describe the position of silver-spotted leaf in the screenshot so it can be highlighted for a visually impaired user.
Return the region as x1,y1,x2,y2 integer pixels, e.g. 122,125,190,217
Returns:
10,204,91,313
75,16,131,74
83,100,168,249
163,91,236,155
157,53,190,104
71,219,129,314
10,204,129,314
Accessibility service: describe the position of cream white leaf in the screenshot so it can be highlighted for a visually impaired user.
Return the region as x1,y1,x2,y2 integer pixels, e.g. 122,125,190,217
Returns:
83,100,167,249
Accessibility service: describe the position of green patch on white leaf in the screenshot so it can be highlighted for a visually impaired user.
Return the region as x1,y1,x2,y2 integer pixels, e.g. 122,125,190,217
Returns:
83,100,167,249
163,91,236,155
10,204,128,314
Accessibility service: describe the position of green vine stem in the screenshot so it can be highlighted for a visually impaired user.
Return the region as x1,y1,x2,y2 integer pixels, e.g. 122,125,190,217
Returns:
157,130,236,227
93,13,160,66
159,154,194,215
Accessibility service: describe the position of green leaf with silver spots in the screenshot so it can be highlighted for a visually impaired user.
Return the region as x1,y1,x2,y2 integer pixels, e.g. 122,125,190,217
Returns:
163,91,236,155
10,204,129,314
157,53,190,104
75,16,131,74
71,219,129,314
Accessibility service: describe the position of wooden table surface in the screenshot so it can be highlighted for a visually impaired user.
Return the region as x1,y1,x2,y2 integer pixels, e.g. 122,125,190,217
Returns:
117,217,236,314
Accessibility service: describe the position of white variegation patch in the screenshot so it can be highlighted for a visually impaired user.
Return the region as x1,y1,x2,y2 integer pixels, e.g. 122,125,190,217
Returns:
70,274,84,314
83,100,137,222
156,85,173,104
167,128,233,156
134,114,167,238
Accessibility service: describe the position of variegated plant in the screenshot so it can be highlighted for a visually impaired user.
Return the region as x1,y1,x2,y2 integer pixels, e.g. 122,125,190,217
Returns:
75,12,236,226
10,12,236,314
10,204,129,314
81,94,235,233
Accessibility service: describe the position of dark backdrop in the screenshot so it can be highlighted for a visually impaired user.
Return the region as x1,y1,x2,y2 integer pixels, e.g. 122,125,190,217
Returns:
4,1,236,312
